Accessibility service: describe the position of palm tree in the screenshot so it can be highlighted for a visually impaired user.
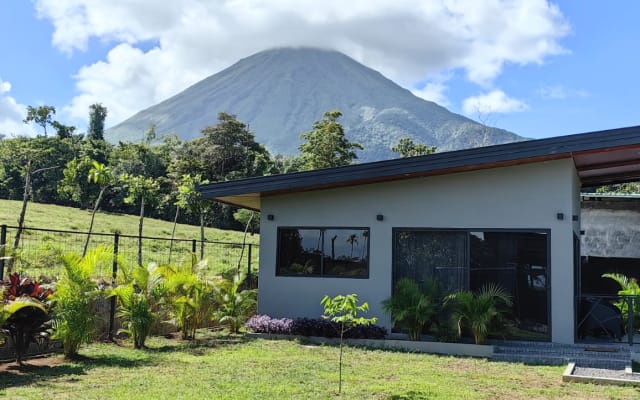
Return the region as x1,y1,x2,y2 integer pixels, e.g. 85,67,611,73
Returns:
347,234,358,258
84,161,113,256
602,273,640,331
445,283,512,345
382,278,440,341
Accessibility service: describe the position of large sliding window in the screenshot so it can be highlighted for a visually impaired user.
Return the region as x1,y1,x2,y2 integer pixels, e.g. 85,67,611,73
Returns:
277,227,369,278
393,229,550,340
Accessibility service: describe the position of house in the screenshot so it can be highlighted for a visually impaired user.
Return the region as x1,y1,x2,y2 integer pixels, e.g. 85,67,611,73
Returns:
199,126,640,345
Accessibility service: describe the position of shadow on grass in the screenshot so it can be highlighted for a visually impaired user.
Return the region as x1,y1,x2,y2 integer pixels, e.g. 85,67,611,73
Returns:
1,360,86,390
0,352,155,390
146,337,247,356
389,391,432,400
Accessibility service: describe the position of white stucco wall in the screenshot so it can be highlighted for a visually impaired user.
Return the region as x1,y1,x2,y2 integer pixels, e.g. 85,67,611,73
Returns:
258,158,580,344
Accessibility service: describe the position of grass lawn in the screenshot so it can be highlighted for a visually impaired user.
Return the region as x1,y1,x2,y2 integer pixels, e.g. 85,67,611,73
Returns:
1,337,638,399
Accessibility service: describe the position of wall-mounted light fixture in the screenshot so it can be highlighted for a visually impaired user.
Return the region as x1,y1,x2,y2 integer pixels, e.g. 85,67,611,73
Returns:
376,214,384,221
267,214,275,221
556,213,564,221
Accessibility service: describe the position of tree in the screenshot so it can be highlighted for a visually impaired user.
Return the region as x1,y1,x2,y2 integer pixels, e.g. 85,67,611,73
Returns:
121,174,160,265
176,174,211,259
298,110,362,170
52,121,76,139
392,137,436,158
23,105,56,137
321,293,377,394
87,103,108,141
83,161,114,256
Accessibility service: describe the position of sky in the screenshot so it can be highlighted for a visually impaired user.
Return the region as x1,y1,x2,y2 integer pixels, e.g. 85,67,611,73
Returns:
0,0,639,140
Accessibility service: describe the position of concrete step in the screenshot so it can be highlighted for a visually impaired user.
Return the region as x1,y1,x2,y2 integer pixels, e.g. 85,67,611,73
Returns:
490,341,630,369
491,353,628,369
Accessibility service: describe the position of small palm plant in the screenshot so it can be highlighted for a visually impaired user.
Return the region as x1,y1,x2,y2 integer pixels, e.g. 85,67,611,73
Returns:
160,257,217,339
381,278,440,341
445,283,512,345
214,272,256,334
51,246,112,358
110,262,163,349
602,273,640,331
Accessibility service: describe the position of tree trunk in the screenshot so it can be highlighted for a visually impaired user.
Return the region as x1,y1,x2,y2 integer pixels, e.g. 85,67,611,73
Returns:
236,212,254,272
138,198,145,266
10,162,32,273
168,205,179,264
83,186,106,257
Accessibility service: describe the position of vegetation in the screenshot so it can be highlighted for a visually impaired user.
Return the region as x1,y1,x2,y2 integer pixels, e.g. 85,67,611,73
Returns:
298,110,363,170
1,273,53,364
214,272,256,334
602,272,640,331
445,283,512,345
51,247,112,358
321,293,376,394
392,137,437,158
110,262,164,349
2,338,638,399
382,278,440,341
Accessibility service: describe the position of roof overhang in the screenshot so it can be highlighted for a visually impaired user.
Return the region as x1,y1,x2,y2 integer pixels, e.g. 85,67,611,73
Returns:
199,125,640,211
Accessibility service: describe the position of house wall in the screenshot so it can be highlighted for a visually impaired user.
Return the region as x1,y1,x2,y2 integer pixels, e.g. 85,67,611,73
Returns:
258,158,579,344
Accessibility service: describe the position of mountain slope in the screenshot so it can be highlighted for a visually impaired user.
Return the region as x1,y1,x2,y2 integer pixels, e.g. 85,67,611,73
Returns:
106,47,525,161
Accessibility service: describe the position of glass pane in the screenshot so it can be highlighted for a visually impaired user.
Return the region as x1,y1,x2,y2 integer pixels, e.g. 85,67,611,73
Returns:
323,229,369,277
277,228,322,275
393,230,467,294
470,231,549,339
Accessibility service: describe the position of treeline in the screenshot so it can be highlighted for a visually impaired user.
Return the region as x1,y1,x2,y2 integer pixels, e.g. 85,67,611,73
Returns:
2,106,405,233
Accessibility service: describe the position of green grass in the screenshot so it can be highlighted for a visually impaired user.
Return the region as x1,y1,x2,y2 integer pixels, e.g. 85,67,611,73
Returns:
1,337,639,399
0,200,259,280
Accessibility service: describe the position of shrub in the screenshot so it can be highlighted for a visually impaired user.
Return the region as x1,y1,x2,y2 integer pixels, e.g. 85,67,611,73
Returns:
51,246,112,358
381,278,440,341
214,272,256,334
245,314,387,339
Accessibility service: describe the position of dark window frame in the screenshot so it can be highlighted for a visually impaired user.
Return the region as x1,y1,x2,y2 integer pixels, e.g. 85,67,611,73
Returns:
276,226,370,279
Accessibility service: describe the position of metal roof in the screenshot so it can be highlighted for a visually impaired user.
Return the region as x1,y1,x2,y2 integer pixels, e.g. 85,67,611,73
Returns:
199,125,640,210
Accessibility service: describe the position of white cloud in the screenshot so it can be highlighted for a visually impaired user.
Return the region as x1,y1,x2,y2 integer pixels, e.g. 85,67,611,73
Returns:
34,0,570,126
412,81,450,107
538,85,589,99
0,79,38,137
462,90,529,115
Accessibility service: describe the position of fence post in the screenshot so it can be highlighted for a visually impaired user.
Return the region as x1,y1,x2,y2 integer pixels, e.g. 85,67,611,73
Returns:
247,244,252,284
192,239,197,254
109,232,119,341
627,296,635,346
0,224,6,280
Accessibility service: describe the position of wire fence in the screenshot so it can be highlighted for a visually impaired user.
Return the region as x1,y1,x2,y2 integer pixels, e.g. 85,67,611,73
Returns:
0,224,259,285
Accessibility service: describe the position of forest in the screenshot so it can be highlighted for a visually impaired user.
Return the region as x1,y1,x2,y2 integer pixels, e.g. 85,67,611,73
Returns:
0,106,381,232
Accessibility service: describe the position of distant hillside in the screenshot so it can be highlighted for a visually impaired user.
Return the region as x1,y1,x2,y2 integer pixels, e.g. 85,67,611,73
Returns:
106,47,525,162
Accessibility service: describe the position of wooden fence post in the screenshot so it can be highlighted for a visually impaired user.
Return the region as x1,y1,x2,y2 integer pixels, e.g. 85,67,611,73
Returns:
109,232,119,341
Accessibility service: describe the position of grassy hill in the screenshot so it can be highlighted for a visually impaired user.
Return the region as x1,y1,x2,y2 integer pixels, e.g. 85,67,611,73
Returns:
0,199,257,243
0,200,259,280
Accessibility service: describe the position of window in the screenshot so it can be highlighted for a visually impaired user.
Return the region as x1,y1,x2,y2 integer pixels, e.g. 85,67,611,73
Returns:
393,228,550,340
277,228,369,277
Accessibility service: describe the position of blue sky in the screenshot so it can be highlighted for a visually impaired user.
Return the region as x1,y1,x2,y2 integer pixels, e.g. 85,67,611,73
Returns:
1,1,639,140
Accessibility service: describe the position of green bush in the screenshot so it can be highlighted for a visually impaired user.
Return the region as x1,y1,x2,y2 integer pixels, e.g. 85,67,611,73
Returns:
381,278,440,341
51,246,112,358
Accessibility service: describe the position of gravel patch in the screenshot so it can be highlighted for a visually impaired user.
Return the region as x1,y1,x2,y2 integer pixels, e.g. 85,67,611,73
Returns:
573,366,640,382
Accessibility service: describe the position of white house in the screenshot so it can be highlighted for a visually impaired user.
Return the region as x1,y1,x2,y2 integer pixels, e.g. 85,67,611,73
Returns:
199,126,640,344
